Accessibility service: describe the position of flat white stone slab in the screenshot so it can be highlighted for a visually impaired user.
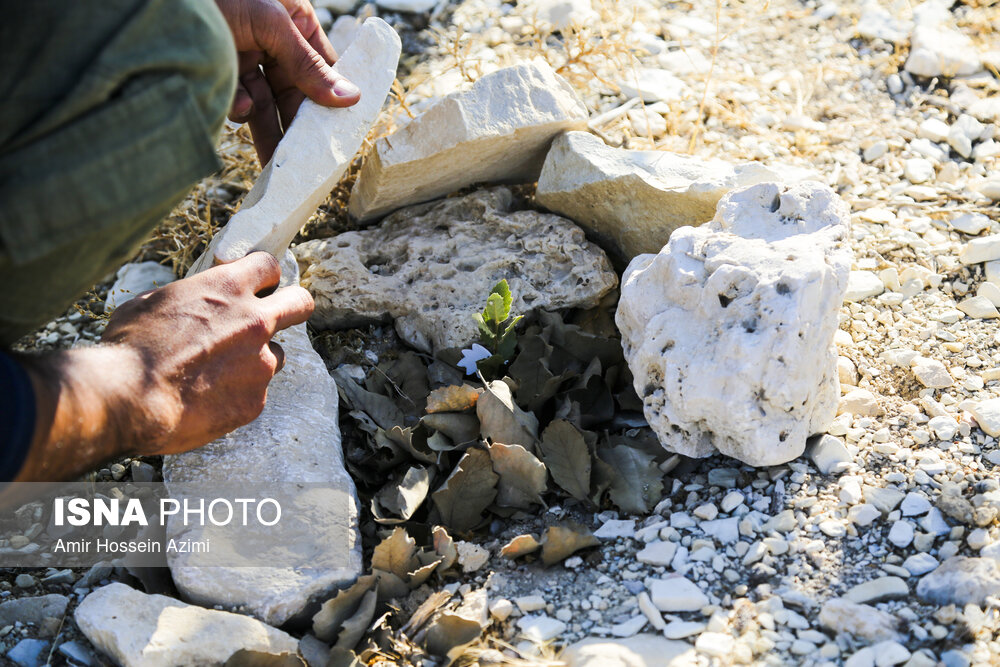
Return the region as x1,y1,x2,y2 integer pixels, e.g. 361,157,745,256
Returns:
347,60,588,222
189,18,401,275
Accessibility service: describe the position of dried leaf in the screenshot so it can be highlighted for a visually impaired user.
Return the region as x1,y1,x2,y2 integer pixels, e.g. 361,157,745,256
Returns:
312,575,378,643
541,523,599,567
332,368,405,430
403,590,453,636
421,413,481,444
598,444,664,514
539,420,592,503
487,443,547,509
368,352,430,416
424,613,484,658
324,648,361,667
371,527,419,580
432,448,498,532
500,534,542,559
334,589,377,651
509,335,573,412
372,467,432,524
407,559,442,588
373,570,410,601
432,526,458,571
477,380,538,449
224,651,305,667
426,431,457,452
426,384,482,413
384,425,436,464
590,456,616,508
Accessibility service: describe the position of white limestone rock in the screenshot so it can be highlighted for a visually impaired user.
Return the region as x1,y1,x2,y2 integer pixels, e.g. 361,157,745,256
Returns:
904,4,982,78
376,0,437,12
819,598,899,643
104,262,176,313
189,18,401,275
535,131,778,266
618,68,691,103
916,556,1000,606
648,577,709,612
562,634,696,667
327,14,361,55
296,188,617,352
617,182,852,466
75,583,299,667
348,60,588,222
164,253,363,627
968,398,1000,437
520,0,598,30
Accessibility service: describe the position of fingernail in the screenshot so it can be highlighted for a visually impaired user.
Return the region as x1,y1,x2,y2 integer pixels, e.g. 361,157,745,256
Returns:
333,78,360,97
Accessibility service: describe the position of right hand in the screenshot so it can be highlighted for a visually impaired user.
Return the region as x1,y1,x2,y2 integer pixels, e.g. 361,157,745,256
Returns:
215,0,361,165
100,252,314,455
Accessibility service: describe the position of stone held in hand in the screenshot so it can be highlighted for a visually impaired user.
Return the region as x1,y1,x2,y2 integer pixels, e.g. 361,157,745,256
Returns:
535,131,779,267
347,60,588,222
616,181,852,466
188,18,402,276
163,253,363,627
74,583,300,667
296,187,617,353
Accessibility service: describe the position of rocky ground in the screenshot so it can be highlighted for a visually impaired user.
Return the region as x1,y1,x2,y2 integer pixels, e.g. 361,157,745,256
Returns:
3,0,1000,665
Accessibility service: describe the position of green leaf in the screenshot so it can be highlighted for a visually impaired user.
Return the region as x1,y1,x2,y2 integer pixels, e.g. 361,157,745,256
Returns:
496,315,523,360
482,293,507,329
490,279,513,320
473,313,495,346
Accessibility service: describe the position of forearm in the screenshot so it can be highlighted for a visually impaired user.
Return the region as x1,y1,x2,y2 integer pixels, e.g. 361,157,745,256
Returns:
12,347,141,482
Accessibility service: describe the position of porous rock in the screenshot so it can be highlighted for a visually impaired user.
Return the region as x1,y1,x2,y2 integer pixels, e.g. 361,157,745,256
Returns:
164,254,363,627
348,60,588,222
616,182,852,466
536,131,778,266
189,18,400,275
75,583,299,667
296,188,617,352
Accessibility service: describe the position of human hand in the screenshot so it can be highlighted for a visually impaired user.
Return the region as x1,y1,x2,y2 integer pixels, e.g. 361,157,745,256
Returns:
215,0,361,165
99,252,314,455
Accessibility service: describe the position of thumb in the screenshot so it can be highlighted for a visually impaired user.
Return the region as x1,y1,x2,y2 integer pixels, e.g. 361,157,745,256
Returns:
257,7,359,107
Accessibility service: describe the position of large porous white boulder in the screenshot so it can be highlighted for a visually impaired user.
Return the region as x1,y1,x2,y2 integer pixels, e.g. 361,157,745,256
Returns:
347,60,588,222
75,583,300,667
189,18,401,275
163,253,363,627
536,131,778,266
296,187,617,352
616,182,852,466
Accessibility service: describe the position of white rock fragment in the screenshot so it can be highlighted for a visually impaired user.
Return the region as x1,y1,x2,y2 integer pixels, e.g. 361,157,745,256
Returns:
917,557,1000,606
902,553,939,576
845,271,885,302
958,295,999,319
104,262,175,313
648,577,709,612
375,0,436,12
900,493,932,517
720,491,745,513
618,68,691,103
327,14,361,55
456,541,489,573
594,519,636,540
695,632,734,658
887,521,914,548
489,599,514,621
807,434,852,474
617,182,852,466
918,118,950,143
75,583,299,667
662,620,706,639
297,188,616,352
910,357,952,389
904,11,982,79
844,577,908,604
818,598,899,643
348,61,587,221
164,254,362,627
951,212,990,236
959,236,1000,265
190,19,401,275
927,415,958,441
610,615,648,638
562,635,696,667
903,158,934,184
872,640,910,666
968,398,1000,437
515,595,547,613
849,504,881,527
536,131,778,265
636,541,678,567
520,0,598,30
517,615,566,642
839,389,883,417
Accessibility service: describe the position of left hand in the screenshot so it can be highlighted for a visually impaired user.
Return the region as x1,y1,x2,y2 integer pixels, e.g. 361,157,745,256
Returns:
214,0,362,165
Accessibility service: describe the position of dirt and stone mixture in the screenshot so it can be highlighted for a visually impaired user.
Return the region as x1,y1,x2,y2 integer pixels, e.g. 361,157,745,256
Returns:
3,0,1000,665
